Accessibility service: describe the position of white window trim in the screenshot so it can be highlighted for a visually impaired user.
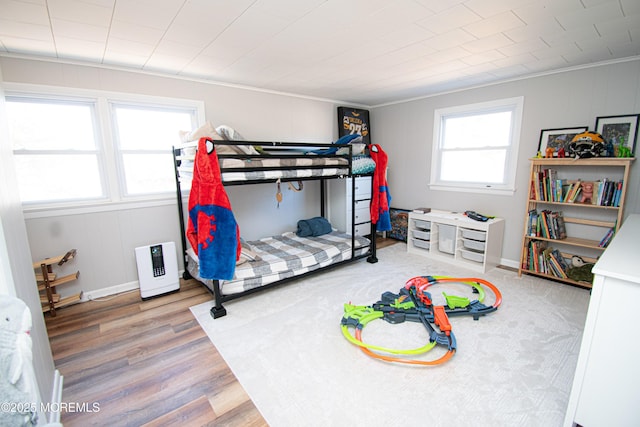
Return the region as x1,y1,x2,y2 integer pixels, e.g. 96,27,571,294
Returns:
108,100,199,199
429,96,524,196
4,83,205,214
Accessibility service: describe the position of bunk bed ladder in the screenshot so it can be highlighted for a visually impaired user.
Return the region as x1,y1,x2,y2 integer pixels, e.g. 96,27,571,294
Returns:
366,174,378,263
172,146,191,280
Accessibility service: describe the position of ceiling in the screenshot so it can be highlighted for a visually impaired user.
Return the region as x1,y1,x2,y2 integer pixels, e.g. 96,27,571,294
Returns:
1,0,639,106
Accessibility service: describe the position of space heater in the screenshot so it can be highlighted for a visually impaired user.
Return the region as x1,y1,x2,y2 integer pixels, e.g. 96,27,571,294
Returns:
135,241,180,299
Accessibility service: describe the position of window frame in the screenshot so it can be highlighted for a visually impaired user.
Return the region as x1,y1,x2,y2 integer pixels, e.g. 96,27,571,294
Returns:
109,100,200,198
6,93,109,205
5,83,205,214
429,96,524,196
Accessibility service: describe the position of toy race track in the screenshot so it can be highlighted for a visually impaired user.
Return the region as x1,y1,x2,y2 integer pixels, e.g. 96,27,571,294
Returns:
341,275,502,366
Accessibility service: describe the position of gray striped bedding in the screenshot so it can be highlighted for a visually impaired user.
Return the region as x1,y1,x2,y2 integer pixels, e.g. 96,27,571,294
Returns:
187,231,370,295
219,156,350,182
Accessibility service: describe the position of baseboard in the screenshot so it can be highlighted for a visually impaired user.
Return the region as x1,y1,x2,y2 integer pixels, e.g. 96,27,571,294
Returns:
500,258,520,269
80,280,139,302
46,369,63,424
79,269,186,302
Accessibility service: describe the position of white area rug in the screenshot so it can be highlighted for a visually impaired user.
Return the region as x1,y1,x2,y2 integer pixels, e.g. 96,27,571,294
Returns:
191,243,590,427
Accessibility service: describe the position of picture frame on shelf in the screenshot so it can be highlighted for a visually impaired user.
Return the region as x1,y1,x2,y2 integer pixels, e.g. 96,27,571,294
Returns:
538,127,588,157
595,114,639,157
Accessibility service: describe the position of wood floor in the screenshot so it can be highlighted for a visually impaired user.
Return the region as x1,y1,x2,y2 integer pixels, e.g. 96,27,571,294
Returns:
45,278,267,427
45,237,398,426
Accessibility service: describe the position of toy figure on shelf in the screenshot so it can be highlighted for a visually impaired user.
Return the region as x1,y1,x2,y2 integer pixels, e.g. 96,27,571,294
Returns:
580,182,594,204
605,141,614,157
617,137,632,157
545,147,555,158
557,147,566,158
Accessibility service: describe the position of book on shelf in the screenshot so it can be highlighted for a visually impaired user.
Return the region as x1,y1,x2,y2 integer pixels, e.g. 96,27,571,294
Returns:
412,207,431,214
539,210,551,238
571,186,582,203
552,211,567,239
533,169,565,202
536,173,624,206
613,181,623,207
598,221,617,248
565,180,582,203
602,179,623,207
564,178,624,207
544,247,568,279
525,240,546,272
527,209,566,240
527,210,538,236
525,241,570,279
552,248,570,271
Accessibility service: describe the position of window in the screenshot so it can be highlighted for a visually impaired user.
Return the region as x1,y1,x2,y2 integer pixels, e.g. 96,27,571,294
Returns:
111,103,195,196
430,97,524,195
6,87,203,208
6,96,105,203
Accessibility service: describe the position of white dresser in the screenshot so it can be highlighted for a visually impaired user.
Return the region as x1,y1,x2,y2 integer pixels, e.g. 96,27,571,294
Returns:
328,175,372,236
564,213,640,427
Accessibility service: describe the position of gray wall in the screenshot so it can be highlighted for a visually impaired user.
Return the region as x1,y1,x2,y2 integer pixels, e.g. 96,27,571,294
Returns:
373,58,640,266
1,56,639,300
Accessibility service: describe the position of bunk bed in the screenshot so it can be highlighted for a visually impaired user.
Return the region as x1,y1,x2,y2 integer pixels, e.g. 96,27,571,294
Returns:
173,136,378,319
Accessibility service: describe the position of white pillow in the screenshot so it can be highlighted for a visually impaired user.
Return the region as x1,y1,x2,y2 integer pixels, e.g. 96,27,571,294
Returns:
337,143,366,156
178,120,221,144
216,125,260,155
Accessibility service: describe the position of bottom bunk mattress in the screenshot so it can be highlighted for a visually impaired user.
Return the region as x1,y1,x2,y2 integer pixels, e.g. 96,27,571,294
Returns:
187,231,371,296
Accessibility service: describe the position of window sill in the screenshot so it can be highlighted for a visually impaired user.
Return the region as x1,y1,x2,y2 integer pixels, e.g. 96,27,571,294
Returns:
22,197,179,219
428,184,515,196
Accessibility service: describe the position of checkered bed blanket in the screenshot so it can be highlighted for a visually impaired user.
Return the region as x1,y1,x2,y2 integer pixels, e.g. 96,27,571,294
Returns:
187,231,370,295
219,156,350,182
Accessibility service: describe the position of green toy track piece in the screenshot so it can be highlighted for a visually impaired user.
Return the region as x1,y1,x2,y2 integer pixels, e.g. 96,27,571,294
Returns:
341,304,437,355
391,298,415,310
442,292,470,309
432,277,485,304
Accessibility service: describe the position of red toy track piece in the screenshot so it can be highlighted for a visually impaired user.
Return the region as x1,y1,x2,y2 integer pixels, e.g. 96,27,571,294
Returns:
433,306,451,335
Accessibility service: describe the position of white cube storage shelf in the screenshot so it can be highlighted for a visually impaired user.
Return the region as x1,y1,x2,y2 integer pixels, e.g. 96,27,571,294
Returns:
407,211,505,273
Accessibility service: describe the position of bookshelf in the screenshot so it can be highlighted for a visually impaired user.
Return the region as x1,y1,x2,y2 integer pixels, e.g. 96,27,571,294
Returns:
519,157,634,288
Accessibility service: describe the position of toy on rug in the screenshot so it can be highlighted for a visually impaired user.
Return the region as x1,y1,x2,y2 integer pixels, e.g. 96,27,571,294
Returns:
341,276,501,366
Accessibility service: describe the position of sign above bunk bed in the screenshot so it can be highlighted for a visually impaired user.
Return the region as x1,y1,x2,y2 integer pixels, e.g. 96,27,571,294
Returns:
338,107,371,145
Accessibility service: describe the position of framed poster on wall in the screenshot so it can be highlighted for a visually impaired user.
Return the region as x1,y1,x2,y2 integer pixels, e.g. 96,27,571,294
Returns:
338,107,371,145
595,114,639,156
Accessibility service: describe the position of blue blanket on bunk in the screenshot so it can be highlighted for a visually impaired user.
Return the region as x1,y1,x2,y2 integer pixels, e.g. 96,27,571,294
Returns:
296,217,332,237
